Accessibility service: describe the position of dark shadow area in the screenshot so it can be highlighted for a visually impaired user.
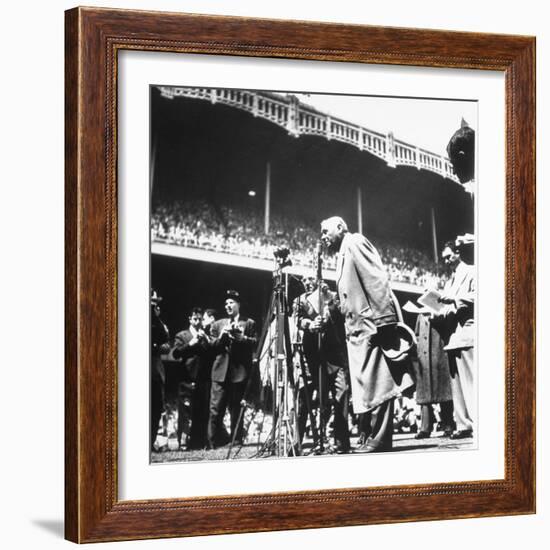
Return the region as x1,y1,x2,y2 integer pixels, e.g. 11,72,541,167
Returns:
31,519,64,539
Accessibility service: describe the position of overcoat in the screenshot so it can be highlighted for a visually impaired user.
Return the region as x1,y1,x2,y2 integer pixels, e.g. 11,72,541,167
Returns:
336,232,414,414
413,314,452,404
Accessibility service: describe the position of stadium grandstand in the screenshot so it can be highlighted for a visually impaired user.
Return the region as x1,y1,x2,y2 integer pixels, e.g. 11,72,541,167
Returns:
152,199,449,289
150,86,474,332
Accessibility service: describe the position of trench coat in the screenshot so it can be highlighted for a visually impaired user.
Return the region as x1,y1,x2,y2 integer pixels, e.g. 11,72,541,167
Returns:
413,314,452,404
336,233,414,414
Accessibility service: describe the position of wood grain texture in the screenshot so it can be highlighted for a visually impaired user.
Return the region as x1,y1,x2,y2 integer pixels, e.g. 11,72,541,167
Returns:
64,7,79,543
64,6,536,543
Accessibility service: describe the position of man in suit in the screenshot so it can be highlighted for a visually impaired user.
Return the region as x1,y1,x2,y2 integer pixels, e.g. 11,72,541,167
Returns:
320,216,414,453
207,290,257,449
172,307,212,450
202,309,217,336
434,238,475,439
150,289,171,452
293,278,351,453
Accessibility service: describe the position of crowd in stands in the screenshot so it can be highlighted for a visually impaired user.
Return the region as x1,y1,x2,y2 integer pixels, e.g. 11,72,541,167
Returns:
151,199,449,288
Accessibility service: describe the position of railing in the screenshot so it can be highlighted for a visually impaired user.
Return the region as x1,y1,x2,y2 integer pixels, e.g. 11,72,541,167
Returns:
152,230,337,271
158,86,461,185
151,231,446,290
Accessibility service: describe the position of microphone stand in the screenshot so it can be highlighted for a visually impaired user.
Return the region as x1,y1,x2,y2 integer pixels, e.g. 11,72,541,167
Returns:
316,241,326,454
252,252,299,458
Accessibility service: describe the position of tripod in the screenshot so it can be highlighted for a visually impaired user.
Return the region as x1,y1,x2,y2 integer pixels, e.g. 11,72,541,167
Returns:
225,253,329,459
253,254,301,458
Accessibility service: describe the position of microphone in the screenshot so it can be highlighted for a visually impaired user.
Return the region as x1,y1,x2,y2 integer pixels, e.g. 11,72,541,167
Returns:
316,240,323,257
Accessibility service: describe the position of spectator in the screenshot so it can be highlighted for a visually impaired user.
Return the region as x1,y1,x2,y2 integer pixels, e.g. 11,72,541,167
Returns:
151,199,449,288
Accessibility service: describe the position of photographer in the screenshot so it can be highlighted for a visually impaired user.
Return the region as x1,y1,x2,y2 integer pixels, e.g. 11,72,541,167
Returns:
294,278,350,453
172,307,212,450
207,290,257,449
150,289,171,452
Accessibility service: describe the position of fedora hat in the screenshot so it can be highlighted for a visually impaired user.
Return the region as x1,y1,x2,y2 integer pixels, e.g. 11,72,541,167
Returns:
150,289,163,304
225,289,241,302
455,233,475,248
378,322,417,362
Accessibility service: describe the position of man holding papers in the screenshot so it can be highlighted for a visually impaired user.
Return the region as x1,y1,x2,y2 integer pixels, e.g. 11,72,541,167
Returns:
434,238,476,440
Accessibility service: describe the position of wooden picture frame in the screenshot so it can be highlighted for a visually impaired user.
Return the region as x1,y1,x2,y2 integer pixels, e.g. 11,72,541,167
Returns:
65,6,536,543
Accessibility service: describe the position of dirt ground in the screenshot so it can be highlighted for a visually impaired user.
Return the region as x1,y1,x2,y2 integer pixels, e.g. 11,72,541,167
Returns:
151,431,474,464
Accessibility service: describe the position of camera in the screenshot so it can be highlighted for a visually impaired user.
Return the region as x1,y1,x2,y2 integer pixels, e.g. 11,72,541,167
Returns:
273,245,292,267
229,321,242,336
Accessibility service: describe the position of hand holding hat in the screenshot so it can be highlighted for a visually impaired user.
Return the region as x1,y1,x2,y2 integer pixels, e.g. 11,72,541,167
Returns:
377,323,417,362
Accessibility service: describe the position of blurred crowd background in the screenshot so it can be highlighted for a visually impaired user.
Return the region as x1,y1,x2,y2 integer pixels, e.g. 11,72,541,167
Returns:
152,199,450,289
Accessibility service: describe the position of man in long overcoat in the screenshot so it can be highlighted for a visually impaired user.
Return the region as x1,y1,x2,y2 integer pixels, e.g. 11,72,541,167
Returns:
413,312,455,438
320,216,414,452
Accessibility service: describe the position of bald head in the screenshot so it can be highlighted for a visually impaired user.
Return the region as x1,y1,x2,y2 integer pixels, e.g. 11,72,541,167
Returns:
320,216,348,253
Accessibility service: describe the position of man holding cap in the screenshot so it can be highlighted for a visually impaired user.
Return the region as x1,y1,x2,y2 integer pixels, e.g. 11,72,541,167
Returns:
207,290,257,449
320,216,414,453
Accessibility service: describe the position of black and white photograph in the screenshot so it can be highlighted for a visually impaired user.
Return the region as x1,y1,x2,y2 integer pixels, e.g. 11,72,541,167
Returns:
149,85,477,463
2,0,543,547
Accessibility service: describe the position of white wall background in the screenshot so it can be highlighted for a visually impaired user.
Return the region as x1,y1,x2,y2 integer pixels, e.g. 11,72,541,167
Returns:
0,1,546,548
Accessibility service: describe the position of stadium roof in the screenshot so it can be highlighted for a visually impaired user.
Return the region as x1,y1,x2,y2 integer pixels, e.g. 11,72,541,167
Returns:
159,86,469,187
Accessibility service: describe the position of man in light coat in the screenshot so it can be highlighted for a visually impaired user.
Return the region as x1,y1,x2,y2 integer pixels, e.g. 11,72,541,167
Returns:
434,239,475,439
320,217,414,452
